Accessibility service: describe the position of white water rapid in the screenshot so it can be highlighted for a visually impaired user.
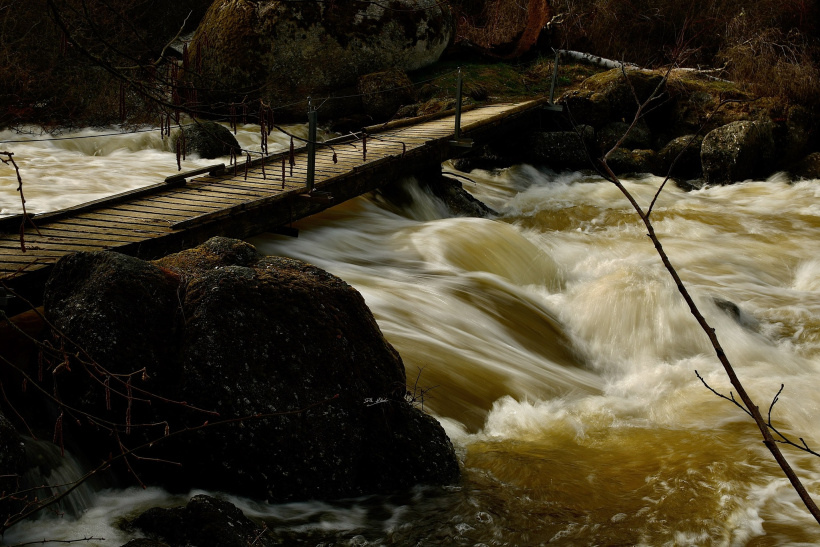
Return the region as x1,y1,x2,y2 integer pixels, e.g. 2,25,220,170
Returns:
3,126,820,546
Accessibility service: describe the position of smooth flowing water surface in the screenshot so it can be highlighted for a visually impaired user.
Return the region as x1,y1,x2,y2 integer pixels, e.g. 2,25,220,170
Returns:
3,126,820,546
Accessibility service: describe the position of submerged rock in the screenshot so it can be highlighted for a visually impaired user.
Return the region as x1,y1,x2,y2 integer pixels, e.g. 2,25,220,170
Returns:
42,238,459,503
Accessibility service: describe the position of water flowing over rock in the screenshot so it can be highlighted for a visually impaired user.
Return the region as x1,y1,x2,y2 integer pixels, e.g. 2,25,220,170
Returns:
126,495,274,547
41,238,459,502
190,0,454,117
701,121,776,184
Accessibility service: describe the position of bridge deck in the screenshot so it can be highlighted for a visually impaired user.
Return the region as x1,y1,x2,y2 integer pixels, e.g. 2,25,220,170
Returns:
0,98,550,305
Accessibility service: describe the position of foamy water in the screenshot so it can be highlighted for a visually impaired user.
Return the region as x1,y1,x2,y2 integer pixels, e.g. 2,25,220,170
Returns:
4,131,820,545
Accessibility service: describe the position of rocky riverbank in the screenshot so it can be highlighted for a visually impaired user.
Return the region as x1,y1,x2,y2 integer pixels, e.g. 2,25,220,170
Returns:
451,67,820,185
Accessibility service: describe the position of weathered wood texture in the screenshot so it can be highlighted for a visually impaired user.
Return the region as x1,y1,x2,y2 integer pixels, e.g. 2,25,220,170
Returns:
0,99,549,308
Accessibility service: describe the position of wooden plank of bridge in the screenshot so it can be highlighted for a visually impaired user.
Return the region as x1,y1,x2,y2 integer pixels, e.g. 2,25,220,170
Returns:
0,98,550,305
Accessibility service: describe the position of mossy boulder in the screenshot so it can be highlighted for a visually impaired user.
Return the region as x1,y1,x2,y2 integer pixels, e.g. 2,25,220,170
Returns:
190,0,453,117
581,68,666,123
42,238,459,503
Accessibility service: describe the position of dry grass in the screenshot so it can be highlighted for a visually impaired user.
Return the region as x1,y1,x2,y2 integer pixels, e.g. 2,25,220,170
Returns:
548,0,820,105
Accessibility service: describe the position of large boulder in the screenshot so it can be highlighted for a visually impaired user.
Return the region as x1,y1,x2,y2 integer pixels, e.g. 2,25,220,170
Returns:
174,122,240,159
701,121,776,184
190,0,454,116
42,238,459,503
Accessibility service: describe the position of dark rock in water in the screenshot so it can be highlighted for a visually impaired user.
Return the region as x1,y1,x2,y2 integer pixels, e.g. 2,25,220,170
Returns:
790,151,820,180
428,175,496,217
714,298,759,331
450,143,512,172
522,126,597,170
358,69,416,122
596,120,653,153
174,122,239,159
42,238,459,503
190,0,453,117
701,121,776,184
673,177,707,192
607,148,658,175
127,495,273,547
559,90,611,129
656,135,703,180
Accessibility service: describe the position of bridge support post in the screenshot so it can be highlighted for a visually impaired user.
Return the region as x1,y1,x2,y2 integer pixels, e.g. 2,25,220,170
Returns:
450,67,473,148
306,98,317,193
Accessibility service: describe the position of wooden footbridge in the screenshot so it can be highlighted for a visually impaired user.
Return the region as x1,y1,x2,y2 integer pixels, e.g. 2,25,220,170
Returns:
0,96,560,311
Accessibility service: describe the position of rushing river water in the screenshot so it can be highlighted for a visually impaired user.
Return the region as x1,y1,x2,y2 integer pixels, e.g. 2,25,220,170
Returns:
3,126,820,546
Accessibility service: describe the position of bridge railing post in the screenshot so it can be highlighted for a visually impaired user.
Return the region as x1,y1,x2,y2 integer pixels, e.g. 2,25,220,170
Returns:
306,97,317,193
449,67,473,148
